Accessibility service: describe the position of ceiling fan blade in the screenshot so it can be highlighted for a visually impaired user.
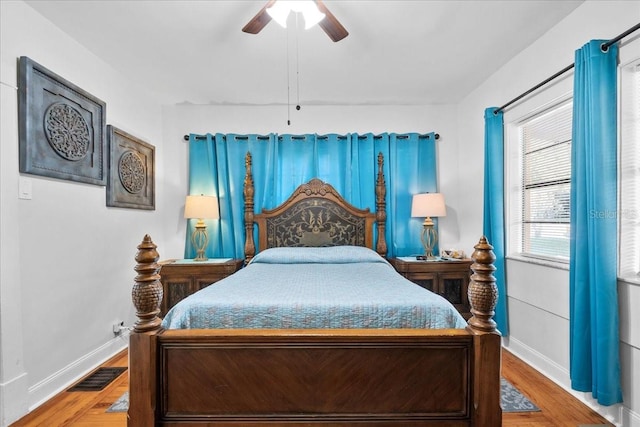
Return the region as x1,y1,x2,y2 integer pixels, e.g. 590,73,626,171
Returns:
242,0,277,34
314,0,348,42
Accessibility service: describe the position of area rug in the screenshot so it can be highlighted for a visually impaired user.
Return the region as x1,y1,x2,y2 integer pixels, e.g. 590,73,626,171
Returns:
107,378,539,413
106,391,129,413
501,377,540,412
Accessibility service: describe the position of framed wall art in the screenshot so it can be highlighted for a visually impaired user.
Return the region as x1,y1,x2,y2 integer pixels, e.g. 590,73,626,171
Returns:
106,125,155,210
18,56,107,185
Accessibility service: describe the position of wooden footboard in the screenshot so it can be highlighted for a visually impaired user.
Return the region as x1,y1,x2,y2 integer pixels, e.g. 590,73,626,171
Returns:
128,236,501,426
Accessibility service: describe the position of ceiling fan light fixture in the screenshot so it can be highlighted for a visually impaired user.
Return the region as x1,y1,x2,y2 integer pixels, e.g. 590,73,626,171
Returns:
300,5,325,30
266,0,325,30
266,1,291,28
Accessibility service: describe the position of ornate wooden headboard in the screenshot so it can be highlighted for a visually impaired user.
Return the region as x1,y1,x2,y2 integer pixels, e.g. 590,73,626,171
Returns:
243,152,387,262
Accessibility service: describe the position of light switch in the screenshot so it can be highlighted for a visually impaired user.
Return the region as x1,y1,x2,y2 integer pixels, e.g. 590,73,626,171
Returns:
19,177,32,200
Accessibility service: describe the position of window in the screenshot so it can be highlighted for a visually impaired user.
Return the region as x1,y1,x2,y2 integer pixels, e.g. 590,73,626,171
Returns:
619,59,640,281
518,101,572,261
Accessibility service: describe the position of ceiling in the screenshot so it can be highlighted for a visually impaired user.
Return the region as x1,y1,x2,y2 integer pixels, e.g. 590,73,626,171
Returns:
25,0,584,106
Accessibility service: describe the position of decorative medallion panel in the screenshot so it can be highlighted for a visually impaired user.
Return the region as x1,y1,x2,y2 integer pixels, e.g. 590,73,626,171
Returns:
18,56,106,185
265,199,366,248
106,125,155,210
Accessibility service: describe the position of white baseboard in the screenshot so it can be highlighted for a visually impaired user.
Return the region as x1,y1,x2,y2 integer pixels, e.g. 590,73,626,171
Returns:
503,336,570,387
26,336,128,413
622,407,640,427
0,372,29,427
503,337,626,426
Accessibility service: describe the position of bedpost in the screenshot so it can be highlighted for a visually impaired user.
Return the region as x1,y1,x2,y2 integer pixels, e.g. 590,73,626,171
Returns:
468,236,502,426
375,152,387,257
129,234,162,426
132,234,162,332
468,236,499,332
244,152,256,263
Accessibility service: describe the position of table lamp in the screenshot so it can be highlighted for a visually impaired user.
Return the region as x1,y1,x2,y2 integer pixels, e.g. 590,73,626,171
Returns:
411,193,446,259
184,195,219,261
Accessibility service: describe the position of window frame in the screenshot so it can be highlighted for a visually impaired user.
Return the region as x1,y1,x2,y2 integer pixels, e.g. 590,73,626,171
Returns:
506,94,573,267
618,56,640,284
520,101,572,262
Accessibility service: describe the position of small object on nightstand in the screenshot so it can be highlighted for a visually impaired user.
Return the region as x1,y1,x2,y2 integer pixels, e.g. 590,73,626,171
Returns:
441,248,465,259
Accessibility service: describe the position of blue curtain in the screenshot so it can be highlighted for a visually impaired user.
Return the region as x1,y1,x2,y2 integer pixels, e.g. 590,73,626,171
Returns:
185,132,439,259
569,40,622,406
483,108,508,336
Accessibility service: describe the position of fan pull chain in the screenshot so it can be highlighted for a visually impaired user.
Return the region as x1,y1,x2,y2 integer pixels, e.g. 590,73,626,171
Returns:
295,13,301,112
286,21,291,125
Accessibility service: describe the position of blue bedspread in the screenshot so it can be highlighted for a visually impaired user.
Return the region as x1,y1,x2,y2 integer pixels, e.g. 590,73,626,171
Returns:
161,246,467,330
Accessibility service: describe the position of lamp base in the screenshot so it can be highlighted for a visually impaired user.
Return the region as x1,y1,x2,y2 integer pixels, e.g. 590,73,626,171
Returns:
193,252,208,262
420,222,438,260
191,221,209,262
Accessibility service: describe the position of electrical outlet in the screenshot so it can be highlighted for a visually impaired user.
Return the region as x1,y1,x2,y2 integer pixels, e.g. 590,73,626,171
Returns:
112,321,125,335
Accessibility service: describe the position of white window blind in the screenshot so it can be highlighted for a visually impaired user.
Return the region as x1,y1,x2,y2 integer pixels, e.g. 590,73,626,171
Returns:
619,59,640,281
520,102,572,261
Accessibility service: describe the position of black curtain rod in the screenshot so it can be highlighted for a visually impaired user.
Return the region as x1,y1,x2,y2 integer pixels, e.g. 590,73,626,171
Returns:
494,22,640,114
183,133,440,141
494,64,575,114
602,22,640,50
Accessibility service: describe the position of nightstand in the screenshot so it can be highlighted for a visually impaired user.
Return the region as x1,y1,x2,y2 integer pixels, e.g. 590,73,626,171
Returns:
158,258,243,316
389,257,474,320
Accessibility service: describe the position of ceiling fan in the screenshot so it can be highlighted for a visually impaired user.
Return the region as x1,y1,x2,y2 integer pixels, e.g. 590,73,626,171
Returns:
242,0,349,42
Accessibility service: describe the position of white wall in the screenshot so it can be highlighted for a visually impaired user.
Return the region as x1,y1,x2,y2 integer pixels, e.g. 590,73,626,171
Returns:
0,2,165,425
457,1,640,425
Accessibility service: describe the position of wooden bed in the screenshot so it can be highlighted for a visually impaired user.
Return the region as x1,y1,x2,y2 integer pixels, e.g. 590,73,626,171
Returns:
128,152,502,426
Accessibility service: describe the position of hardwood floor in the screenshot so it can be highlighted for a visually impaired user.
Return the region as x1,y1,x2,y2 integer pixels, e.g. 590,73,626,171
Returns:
10,350,129,427
501,349,612,427
10,347,611,426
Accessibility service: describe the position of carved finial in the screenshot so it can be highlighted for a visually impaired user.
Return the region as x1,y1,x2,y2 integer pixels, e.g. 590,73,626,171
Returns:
467,236,498,333
375,152,387,257
132,235,163,332
299,178,331,196
244,152,256,263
